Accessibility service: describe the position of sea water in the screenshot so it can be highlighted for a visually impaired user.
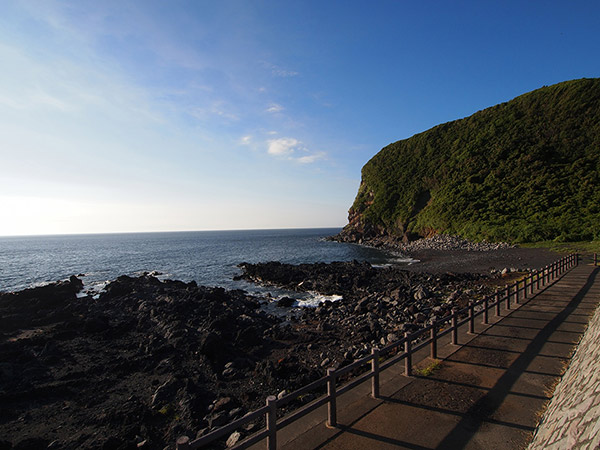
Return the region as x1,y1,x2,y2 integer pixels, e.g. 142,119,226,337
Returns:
0,228,411,304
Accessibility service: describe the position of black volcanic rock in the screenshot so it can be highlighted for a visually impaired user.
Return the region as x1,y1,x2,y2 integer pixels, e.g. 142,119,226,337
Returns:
0,264,493,449
0,275,282,449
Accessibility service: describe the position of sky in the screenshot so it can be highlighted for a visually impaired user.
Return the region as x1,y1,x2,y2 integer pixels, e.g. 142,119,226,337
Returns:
1,0,599,236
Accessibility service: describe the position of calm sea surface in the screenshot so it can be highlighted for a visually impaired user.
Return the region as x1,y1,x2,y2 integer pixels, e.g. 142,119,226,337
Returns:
0,229,409,301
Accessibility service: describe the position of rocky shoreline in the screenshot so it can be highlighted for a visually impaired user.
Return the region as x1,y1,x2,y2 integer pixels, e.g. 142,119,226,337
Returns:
328,232,514,253
0,254,541,450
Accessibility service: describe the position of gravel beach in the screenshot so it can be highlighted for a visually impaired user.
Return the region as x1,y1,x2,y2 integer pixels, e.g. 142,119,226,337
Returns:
402,247,563,274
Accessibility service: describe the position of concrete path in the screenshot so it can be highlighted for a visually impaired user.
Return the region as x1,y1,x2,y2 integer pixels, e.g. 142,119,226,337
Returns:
276,260,600,450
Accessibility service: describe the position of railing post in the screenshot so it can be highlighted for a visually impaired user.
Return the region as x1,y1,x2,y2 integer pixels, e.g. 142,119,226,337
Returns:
266,395,277,450
326,368,337,428
505,285,511,310
542,266,545,285
451,308,458,345
430,324,437,359
468,301,475,334
371,348,379,399
404,332,412,376
483,296,489,324
176,436,190,450
495,289,501,316
536,269,540,290
515,280,519,304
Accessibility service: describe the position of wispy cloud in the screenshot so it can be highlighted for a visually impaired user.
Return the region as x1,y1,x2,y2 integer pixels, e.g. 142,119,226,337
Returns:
266,103,284,113
266,137,325,164
188,100,239,122
297,152,325,164
263,62,299,78
273,68,298,77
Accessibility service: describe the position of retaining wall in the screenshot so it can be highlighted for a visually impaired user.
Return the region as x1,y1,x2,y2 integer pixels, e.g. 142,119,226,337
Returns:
528,296,600,449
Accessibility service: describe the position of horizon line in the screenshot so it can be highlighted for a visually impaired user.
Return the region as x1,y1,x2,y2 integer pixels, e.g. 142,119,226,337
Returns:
0,225,346,239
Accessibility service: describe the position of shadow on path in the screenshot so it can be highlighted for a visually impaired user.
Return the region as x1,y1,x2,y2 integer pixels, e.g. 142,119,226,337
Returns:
435,267,598,449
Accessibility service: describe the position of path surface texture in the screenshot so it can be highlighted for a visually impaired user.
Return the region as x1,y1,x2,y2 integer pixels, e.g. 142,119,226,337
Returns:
278,260,600,450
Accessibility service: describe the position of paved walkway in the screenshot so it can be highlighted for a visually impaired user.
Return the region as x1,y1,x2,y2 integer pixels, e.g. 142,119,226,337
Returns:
275,260,600,450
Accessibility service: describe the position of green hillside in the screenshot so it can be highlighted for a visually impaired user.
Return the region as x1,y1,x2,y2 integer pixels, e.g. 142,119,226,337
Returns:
340,78,600,244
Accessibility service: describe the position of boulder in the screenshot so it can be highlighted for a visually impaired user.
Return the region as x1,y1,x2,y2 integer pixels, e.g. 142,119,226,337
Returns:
276,297,295,307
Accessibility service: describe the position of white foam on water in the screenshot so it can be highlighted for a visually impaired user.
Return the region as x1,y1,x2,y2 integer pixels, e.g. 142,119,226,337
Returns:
372,256,419,268
77,279,111,299
296,292,343,308
30,280,53,289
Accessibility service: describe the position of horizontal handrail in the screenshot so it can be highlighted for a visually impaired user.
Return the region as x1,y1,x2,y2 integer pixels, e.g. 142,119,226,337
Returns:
379,349,409,372
276,375,328,407
337,369,374,396
185,404,269,449
334,353,373,377
276,395,330,429
176,253,578,450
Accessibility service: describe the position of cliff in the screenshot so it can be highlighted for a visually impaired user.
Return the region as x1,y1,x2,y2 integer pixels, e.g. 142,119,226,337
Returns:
337,78,600,244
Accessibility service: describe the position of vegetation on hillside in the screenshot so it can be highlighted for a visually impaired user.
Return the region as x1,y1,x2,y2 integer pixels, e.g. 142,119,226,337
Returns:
347,78,600,243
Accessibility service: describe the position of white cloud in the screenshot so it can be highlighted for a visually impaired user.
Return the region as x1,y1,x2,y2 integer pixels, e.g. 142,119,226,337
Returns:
266,103,284,113
266,137,325,164
267,137,300,156
297,152,325,164
240,135,252,144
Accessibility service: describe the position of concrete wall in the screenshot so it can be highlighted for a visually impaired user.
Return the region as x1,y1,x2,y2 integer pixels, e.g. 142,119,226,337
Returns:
528,300,600,449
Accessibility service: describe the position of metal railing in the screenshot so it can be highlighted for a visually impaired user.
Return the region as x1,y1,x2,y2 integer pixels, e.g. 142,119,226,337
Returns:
176,253,578,450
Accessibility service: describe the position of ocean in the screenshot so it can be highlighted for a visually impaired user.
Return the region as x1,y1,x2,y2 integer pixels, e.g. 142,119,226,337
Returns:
0,228,410,304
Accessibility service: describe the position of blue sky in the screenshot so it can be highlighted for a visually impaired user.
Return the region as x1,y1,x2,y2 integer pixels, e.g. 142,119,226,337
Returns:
1,0,598,235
